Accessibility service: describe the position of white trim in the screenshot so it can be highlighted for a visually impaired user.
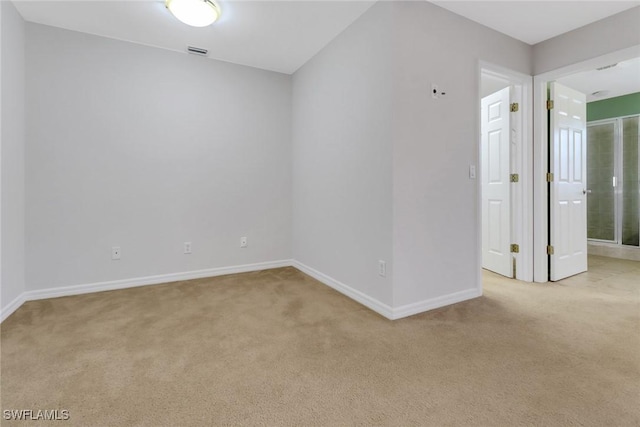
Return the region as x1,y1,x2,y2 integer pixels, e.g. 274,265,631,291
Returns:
392,288,482,320
588,242,640,262
292,260,481,320
479,61,534,282
475,62,483,297
25,259,293,301
589,114,640,123
291,260,395,319
0,260,292,323
533,74,549,282
0,292,26,323
533,44,640,282
3,259,484,324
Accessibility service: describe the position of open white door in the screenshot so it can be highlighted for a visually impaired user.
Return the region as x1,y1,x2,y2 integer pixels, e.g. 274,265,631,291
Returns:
549,82,587,281
481,87,511,277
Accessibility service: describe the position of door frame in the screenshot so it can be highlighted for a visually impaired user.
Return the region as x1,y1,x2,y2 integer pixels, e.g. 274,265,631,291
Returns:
478,61,533,282
532,45,640,282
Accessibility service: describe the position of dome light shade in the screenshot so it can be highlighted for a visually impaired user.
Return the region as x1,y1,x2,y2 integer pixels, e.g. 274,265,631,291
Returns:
166,0,220,27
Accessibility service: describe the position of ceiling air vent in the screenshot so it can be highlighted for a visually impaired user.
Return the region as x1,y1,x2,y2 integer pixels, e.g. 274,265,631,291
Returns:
596,63,617,71
187,46,208,56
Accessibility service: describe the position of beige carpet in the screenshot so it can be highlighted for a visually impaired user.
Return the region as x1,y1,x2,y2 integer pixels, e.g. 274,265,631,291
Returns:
1,256,639,426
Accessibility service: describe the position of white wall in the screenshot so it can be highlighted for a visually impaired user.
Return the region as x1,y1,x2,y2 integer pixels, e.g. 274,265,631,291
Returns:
15,0,632,319
1,1,26,315
533,6,640,75
25,24,292,291
391,1,531,307
291,1,532,314
292,2,394,307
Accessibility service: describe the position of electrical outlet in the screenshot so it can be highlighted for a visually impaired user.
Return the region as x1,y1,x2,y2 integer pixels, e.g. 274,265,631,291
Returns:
111,246,121,261
240,237,248,248
378,260,386,277
184,242,192,254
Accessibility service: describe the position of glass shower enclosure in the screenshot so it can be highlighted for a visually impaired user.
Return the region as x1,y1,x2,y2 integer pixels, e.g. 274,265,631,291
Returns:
587,115,640,247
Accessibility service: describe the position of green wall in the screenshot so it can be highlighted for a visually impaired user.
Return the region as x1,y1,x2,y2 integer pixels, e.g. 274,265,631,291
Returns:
587,92,640,122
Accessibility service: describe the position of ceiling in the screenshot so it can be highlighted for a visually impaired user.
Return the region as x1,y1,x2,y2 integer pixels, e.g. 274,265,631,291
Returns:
13,1,640,74
13,1,375,74
432,1,640,45
557,57,640,102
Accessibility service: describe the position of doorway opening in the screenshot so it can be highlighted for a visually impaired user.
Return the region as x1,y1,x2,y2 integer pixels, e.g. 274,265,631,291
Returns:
556,58,640,261
533,46,640,282
479,63,533,283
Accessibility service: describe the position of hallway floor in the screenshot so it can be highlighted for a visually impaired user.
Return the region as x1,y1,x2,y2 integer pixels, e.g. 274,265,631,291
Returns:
485,254,640,297
557,255,640,295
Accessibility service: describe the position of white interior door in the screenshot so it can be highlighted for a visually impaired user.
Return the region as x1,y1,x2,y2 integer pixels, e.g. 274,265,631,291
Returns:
549,82,587,281
481,87,511,277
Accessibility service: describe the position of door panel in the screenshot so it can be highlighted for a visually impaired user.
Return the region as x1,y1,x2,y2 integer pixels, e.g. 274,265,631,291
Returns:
550,82,587,281
481,87,511,277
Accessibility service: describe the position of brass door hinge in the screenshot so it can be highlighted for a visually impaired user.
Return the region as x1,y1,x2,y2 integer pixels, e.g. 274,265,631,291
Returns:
547,245,554,255
547,100,554,110
510,103,519,112
546,172,554,182
510,173,519,183
510,244,520,253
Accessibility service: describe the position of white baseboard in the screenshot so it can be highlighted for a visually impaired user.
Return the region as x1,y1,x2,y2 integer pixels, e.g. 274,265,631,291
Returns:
0,293,27,323
0,260,292,323
291,260,395,319
292,260,481,320
391,287,482,320
588,242,640,262
25,259,293,301
2,258,482,324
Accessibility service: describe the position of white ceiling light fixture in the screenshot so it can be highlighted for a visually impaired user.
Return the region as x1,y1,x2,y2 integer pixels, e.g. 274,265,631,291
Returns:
166,0,220,28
